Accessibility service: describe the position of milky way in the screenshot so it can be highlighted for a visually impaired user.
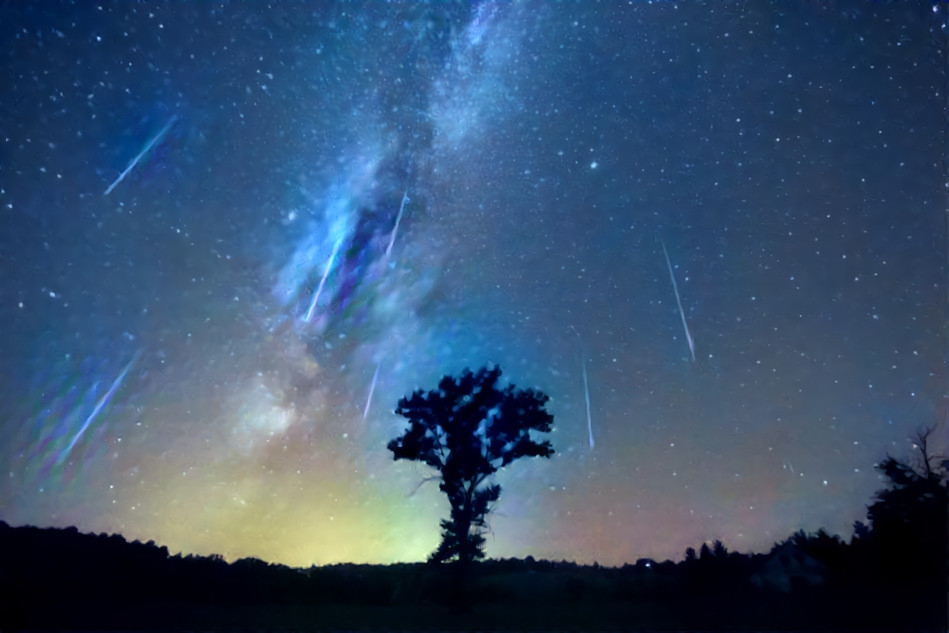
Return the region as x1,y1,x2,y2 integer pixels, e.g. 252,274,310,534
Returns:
1,2,946,567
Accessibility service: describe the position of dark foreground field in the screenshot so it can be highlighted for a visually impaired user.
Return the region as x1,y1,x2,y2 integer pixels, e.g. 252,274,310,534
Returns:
5,601,893,632
6,591,944,632
7,599,939,632
1,522,944,631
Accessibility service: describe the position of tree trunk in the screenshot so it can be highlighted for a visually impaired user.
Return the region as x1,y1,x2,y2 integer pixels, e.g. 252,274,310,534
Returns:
449,481,477,610
458,481,476,565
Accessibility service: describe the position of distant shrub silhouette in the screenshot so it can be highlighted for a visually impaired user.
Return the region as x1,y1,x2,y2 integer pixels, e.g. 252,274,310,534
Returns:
387,365,554,568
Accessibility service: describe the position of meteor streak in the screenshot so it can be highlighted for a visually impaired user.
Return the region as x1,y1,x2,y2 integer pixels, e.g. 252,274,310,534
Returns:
385,190,410,257
304,236,344,323
363,361,381,420
660,239,696,362
581,357,594,450
104,115,178,195
58,350,142,464
570,325,595,450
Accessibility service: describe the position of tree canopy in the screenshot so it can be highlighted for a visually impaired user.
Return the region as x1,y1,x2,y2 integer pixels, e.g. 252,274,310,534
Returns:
863,427,947,583
387,365,554,566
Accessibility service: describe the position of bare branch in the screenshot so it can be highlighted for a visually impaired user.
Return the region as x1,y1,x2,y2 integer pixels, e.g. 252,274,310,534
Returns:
406,476,440,498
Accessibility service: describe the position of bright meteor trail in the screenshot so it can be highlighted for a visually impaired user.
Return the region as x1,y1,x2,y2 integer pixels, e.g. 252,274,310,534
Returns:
385,190,410,258
363,361,381,421
104,116,178,196
581,357,594,450
57,350,142,465
660,239,695,362
570,325,595,450
304,237,344,323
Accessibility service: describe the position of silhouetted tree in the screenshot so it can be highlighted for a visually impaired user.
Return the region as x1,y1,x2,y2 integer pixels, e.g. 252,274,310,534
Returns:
865,426,947,583
846,426,949,630
787,528,849,571
699,542,713,561
388,365,554,567
851,520,870,542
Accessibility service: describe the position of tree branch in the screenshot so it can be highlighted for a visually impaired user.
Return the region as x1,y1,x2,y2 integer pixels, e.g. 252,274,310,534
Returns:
406,476,441,498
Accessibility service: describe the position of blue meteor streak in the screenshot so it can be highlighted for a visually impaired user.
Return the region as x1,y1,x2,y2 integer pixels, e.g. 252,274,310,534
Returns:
660,239,695,362
304,236,344,323
57,350,142,465
104,116,178,195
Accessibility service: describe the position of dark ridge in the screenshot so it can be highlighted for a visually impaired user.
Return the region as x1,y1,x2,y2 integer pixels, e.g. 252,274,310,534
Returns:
0,514,944,631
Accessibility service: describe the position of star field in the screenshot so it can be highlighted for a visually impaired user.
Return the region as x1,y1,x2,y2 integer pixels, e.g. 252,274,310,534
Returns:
1,2,946,567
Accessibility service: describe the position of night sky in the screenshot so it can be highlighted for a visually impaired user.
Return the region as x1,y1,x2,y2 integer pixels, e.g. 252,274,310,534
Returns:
1,2,946,568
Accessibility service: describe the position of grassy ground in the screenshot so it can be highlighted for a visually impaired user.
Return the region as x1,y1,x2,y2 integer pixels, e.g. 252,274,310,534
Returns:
72,600,825,632
16,599,782,632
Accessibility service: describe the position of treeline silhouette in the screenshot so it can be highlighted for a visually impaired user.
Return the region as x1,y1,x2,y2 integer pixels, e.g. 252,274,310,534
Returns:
1,435,945,631
0,522,943,630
